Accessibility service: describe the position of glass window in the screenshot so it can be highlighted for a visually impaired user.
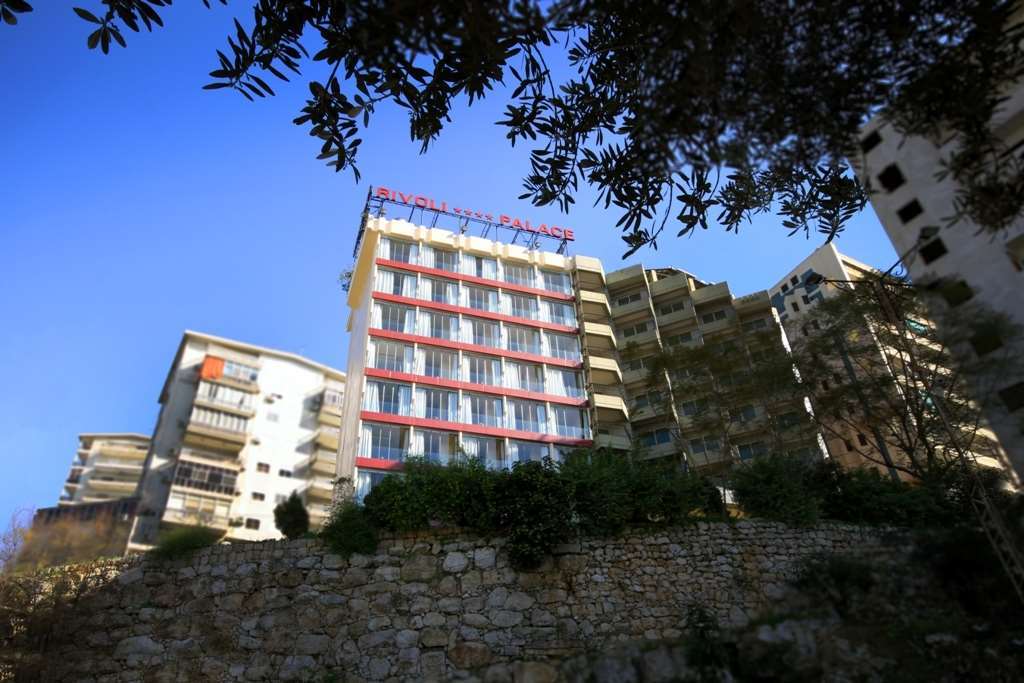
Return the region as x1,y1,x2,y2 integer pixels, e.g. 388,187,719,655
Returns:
466,285,499,312
423,277,459,305
430,248,459,272
552,406,587,438
360,423,408,460
415,429,459,464
548,368,583,398
730,405,757,423
466,394,503,427
382,238,417,264
688,436,720,455
506,292,539,319
173,460,238,495
506,325,541,354
375,302,414,333
541,270,571,294
616,292,642,307
469,318,500,347
465,254,498,280
363,381,411,415
372,340,411,372
507,361,545,393
421,310,459,340
416,386,458,421
462,435,504,468
701,310,728,324
508,399,546,432
543,300,576,326
546,332,580,361
503,262,534,287
375,268,417,297
197,381,253,411
742,318,768,332
420,347,458,379
354,469,390,503
190,406,248,433
223,360,259,383
737,442,768,460
466,354,500,386
509,440,547,464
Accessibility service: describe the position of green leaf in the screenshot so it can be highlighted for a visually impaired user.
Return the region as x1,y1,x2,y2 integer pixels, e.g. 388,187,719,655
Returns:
72,7,100,23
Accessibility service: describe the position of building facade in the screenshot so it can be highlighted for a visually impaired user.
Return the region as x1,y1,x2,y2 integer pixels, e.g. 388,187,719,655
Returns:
59,433,150,505
852,83,1024,476
127,331,345,550
337,214,821,500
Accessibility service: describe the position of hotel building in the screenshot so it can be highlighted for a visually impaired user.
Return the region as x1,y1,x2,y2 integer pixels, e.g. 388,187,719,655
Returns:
59,433,150,505
127,331,345,549
337,210,820,499
852,88,1024,477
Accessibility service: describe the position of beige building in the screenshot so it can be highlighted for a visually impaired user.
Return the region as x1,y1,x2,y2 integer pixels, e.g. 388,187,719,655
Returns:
852,80,1024,477
337,210,820,500
127,331,345,550
59,433,150,505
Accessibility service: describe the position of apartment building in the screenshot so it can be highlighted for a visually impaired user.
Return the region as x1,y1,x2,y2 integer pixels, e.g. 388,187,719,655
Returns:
771,243,1009,476
127,331,345,549
59,433,150,505
337,211,821,500
851,79,1024,477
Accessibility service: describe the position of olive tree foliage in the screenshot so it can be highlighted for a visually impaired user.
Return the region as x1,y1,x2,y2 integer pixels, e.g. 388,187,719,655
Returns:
6,1,1022,255
784,277,1019,483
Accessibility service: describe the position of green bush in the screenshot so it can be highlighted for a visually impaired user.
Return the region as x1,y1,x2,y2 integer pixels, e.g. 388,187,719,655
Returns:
150,526,222,561
273,491,310,539
730,455,822,526
560,450,634,535
320,502,378,557
491,459,575,569
630,461,725,525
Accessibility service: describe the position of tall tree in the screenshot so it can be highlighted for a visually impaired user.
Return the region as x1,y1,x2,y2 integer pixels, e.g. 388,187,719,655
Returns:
8,1,1023,254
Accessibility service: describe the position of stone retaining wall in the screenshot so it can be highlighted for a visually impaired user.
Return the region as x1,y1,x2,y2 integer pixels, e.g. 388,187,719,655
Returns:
29,521,907,682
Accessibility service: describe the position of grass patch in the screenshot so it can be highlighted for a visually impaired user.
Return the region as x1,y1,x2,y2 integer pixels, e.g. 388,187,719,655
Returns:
149,526,223,561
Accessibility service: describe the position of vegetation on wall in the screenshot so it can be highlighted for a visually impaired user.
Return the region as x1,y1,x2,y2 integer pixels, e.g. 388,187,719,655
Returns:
149,526,223,562
273,491,310,540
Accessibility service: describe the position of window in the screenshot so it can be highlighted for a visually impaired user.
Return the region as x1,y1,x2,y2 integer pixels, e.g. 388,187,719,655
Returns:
877,164,905,191
507,361,545,393
701,310,727,324
742,318,767,332
688,436,720,455
245,518,261,530
252,492,265,501
360,423,408,460
431,248,459,272
506,325,541,354
509,440,547,464
547,332,580,361
275,494,287,505
503,262,534,287
507,292,539,319
897,199,924,224
354,470,390,503
780,283,790,294
639,429,674,448
364,380,412,415
936,280,974,307
843,439,854,452
801,295,811,305
190,406,248,433
998,382,1024,412
467,254,497,280
422,310,459,340
466,354,500,385
542,270,571,293
373,340,411,372
383,238,416,263
375,302,413,333
856,433,869,446
423,277,458,305
416,387,458,421
173,460,238,495
278,469,292,478
623,321,650,338
791,302,800,313
463,435,504,468
790,276,799,286
196,381,254,411
375,268,417,297
544,300,576,326
680,399,707,417
737,442,768,460
415,429,459,464
919,238,948,264
256,462,270,473
548,369,584,398
508,399,546,432
552,406,587,438
421,347,458,379
470,318,499,347
860,130,881,153
467,394,503,427
266,412,279,423
223,360,259,383
665,331,693,346
659,300,687,315
625,357,650,372
615,292,642,307
730,405,757,423
777,412,800,430
466,286,499,312
970,323,1003,356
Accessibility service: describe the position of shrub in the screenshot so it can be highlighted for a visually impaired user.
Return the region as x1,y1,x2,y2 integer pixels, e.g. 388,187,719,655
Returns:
631,462,725,525
273,491,310,539
363,468,430,531
320,502,378,557
560,449,634,535
795,554,875,616
492,459,575,570
730,455,821,526
150,526,222,561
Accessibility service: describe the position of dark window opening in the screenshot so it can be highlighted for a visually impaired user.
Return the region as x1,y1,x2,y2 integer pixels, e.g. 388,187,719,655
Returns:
245,518,260,530
999,382,1024,412
877,164,906,192
971,324,1004,356
791,302,800,313
790,275,799,286
920,239,948,264
256,462,270,473
897,200,924,224
857,433,869,447
936,280,974,307
860,131,882,153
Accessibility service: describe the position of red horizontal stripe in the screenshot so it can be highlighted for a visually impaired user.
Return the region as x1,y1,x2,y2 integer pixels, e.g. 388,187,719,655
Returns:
368,328,583,369
360,411,593,447
373,291,577,334
364,367,587,407
355,457,404,472
376,258,574,302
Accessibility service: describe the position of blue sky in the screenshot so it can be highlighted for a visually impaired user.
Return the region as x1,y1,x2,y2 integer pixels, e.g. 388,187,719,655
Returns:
0,4,897,525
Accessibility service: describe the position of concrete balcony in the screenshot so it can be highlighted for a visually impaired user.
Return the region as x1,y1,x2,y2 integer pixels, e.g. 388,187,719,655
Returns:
579,289,611,321
573,255,606,290
183,421,247,454
318,405,343,428
316,427,340,451
307,478,335,502
162,508,230,531
733,290,771,314
650,273,690,299
691,281,731,306
310,450,337,476
193,396,257,419
96,443,149,460
593,392,629,422
656,306,695,327
610,297,652,319
583,321,618,352
639,441,680,459
91,460,144,475
699,316,738,336
585,355,621,385
622,366,655,386
86,477,138,494
620,328,659,348
606,264,646,291
594,433,631,451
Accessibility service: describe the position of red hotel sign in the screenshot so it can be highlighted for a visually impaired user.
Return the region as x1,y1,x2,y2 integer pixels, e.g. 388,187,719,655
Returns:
375,186,575,241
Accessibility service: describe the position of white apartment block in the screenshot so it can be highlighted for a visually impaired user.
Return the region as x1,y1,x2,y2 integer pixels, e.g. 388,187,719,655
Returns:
60,433,150,505
128,331,345,549
853,80,1024,476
